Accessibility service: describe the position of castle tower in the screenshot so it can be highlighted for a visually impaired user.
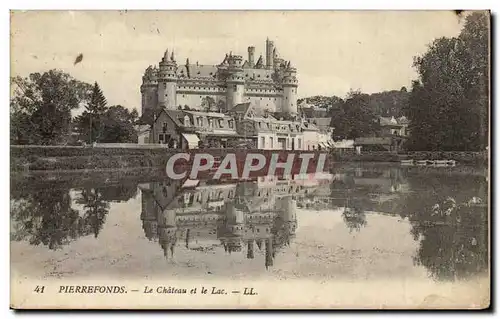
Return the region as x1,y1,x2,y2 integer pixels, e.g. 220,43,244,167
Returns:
158,49,178,110
278,196,298,235
266,38,275,69
265,238,274,269
225,54,245,109
246,240,255,259
140,187,159,241
247,46,255,68
282,61,298,115
157,207,177,259
140,65,158,115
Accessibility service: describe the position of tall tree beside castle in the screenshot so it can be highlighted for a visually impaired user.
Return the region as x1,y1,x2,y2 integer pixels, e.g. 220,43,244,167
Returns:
10,70,92,145
74,84,139,144
74,82,108,143
405,12,489,151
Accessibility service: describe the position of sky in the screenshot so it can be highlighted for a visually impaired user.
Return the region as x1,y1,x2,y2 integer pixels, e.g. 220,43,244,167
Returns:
10,11,465,114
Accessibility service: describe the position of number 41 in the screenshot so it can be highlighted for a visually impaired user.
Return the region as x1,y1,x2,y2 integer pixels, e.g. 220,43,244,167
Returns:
34,286,45,293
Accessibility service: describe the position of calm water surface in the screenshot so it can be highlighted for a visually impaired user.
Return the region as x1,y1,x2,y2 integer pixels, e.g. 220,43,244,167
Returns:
10,163,488,282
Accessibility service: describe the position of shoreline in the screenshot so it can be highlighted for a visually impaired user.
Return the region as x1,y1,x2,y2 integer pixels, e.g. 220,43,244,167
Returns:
10,145,487,172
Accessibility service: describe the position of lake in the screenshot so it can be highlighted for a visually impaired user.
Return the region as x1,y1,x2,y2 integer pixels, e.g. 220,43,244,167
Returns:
10,163,489,307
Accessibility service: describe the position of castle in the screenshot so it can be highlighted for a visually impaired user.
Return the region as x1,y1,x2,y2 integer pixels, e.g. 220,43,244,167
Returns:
140,38,299,116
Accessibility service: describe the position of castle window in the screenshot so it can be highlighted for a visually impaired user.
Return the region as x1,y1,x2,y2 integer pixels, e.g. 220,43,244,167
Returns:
162,122,167,133
233,85,237,90
229,121,234,128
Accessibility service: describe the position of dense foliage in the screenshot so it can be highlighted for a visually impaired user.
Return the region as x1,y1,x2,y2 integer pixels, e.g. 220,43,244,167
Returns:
329,90,380,140
405,12,489,151
11,71,139,145
10,70,91,145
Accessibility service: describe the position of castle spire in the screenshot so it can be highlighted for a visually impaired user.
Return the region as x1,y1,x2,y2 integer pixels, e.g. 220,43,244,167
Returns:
170,50,175,62
186,58,190,65
163,49,169,61
255,55,264,69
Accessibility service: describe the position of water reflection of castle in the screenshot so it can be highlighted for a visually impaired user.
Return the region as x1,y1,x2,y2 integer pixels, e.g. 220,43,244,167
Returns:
139,175,330,269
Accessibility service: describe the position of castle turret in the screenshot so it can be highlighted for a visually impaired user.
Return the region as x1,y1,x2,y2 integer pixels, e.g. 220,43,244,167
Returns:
157,207,177,259
225,54,245,109
140,65,158,115
247,46,255,68
281,61,298,115
265,238,274,269
246,240,255,259
266,38,275,69
278,196,298,236
140,186,159,241
158,49,178,110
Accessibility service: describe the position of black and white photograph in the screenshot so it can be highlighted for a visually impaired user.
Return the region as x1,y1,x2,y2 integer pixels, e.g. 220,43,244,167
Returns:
9,10,490,309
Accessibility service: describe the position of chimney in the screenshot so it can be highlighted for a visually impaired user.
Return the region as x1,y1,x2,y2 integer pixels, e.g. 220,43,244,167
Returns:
266,39,275,69
248,46,255,67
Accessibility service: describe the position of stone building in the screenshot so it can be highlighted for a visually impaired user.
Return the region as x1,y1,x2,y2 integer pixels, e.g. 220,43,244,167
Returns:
141,38,299,116
147,102,326,150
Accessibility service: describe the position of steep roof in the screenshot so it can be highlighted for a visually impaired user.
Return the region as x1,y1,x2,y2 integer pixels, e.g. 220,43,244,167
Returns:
226,102,253,117
164,109,186,127
177,64,218,79
184,110,230,118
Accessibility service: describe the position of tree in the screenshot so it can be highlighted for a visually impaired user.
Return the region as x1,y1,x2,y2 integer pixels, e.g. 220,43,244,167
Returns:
11,184,111,249
10,70,92,145
99,105,139,143
405,12,489,151
201,96,216,112
76,188,110,238
11,186,84,249
74,82,108,143
330,90,380,140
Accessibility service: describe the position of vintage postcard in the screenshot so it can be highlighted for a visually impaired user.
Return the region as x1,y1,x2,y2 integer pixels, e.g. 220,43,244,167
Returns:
10,10,490,309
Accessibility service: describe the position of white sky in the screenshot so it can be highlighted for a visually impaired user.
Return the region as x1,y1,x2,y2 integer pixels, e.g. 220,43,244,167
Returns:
11,11,465,114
